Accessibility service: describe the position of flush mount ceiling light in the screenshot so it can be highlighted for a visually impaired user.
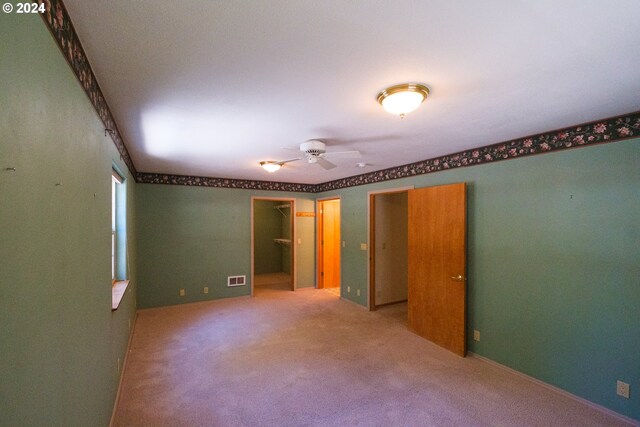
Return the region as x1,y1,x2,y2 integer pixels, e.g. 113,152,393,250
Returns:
259,161,282,173
377,83,430,118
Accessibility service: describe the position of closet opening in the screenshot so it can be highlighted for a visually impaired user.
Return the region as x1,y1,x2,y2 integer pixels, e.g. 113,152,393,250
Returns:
368,187,412,311
251,198,295,295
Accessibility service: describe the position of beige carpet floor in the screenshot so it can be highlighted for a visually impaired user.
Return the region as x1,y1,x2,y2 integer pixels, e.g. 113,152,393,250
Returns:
113,287,630,426
323,287,341,298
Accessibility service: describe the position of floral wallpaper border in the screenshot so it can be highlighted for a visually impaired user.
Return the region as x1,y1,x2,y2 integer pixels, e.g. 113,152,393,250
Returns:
37,0,137,176
138,112,639,193
37,1,638,193
315,112,640,193
136,173,317,193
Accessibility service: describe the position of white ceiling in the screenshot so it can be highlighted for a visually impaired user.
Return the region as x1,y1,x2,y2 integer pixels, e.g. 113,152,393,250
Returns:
64,0,640,184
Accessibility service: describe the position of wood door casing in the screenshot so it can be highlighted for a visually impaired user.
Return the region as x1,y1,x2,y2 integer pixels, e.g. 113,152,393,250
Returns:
408,183,467,356
368,194,376,308
317,201,324,289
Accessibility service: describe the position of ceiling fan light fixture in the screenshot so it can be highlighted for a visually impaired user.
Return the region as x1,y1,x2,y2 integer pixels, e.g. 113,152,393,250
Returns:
377,83,430,117
260,161,281,173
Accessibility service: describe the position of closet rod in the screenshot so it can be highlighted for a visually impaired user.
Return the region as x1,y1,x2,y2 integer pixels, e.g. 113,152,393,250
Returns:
274,204,290,216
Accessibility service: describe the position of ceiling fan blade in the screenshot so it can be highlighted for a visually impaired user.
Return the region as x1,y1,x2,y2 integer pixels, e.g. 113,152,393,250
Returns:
323,150,361,158
277,158,301,165
316,157,337,170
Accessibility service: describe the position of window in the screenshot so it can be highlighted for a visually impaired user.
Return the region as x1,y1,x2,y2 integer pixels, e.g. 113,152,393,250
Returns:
111,168,130,310
111,169,124,282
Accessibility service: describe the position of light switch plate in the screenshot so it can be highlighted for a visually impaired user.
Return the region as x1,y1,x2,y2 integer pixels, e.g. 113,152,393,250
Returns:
360,243,367,250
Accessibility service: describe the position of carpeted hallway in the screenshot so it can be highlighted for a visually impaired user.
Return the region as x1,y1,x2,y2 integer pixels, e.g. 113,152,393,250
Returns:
113,288,629,426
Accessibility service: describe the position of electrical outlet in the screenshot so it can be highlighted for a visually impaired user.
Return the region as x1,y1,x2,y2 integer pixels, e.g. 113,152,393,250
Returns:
616,380,630,399
203,286,209,294
347,286,351,293
473,330,480,341
179,288,185,297
357,289,360,296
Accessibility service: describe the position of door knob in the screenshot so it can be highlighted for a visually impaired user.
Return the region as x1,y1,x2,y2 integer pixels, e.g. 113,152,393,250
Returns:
450,275,465,281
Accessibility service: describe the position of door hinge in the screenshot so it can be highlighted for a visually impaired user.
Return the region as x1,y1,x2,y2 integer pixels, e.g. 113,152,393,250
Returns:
321,271,324,276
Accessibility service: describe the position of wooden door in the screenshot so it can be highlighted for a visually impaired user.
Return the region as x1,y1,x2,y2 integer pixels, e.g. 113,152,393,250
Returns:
319,199,341,288
408,183,467,356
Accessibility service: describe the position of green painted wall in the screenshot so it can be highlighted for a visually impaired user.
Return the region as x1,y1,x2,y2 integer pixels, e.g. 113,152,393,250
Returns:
317,138,640,420
253,200,283,274
4,4,636,423
0,11,137,427
136,186,315,308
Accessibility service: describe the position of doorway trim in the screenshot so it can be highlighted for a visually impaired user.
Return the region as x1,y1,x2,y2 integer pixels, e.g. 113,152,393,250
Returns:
250,196,296,297
367,186,414,311
315,196,341,292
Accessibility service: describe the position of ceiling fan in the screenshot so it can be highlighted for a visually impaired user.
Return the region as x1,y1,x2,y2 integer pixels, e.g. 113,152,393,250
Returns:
262,140,361,171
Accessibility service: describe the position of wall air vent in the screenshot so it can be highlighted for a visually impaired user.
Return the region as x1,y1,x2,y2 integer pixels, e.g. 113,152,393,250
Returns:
227,275,246,287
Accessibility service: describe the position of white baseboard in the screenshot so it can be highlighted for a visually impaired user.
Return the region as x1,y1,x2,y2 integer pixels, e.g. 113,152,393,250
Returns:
469,353,639,426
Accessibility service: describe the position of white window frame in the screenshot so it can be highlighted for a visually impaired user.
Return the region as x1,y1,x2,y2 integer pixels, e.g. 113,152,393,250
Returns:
112,170,123,282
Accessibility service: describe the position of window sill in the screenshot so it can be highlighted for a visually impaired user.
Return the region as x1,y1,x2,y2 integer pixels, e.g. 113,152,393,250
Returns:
112,280,130,311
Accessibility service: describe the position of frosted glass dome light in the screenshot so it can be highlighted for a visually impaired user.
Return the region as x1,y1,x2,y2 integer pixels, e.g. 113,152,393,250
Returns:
260,161,282,173
377,83,430,118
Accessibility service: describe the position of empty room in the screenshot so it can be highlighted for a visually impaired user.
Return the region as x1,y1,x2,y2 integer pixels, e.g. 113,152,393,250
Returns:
1,1,639,426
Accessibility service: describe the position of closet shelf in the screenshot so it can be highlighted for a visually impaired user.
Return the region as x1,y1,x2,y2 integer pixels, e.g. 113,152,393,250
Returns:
274,238,291,246
274,204,290,216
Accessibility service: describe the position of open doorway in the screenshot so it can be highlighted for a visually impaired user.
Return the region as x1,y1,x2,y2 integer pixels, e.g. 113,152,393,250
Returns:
368,184,468,357
317,198,341,297
368,188,411,310
251,198,295,295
